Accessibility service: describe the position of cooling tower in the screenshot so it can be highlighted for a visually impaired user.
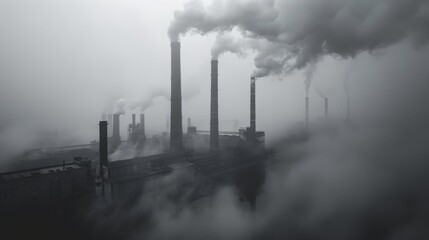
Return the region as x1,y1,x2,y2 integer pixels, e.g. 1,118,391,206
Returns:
140,114,145,137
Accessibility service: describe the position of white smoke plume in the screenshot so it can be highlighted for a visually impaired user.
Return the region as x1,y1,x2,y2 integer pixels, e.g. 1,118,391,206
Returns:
113,98,127,115
129,89,170,113
169,0,429,76
211,33,247,60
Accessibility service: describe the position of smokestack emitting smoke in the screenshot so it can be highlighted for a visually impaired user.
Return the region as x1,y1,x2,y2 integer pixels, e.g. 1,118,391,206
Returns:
112,114,121,149
347,96,351,121
132,114,136,127
210,59,219,151
99,121,108,177
344,73,351,122
305,96,309,127
170,42,183,150
250,77,256,133
304,63,316,127
113,98,127,115
140,114,145,137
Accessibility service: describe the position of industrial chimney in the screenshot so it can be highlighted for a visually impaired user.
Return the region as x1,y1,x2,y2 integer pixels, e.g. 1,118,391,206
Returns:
132,114,136,127
346,96,351,121
140,114,145,137
325,97,329,118
112,114,121,150
210,60,219,151
250,77,256,134
170,42,183,151
99,120,108,196
99,121,108,177
305,96,309,127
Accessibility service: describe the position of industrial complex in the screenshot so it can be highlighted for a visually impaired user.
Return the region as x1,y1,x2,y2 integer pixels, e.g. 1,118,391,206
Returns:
0,41,269,213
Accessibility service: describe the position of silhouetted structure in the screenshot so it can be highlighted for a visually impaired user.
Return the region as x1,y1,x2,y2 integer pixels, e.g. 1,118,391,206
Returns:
99,121,108,178
305,96,309,127
0,160,93,211
170,41,183,151
211,60,219,151
250,77,256,134
111,114,121,150
325,97,329,118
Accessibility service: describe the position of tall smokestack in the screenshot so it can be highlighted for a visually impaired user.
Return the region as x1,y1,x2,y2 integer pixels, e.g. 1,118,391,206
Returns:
347,96,351,121
305,97,309,127
250,77,256,133
211,60,219,151
132,114,136,126
170,41,183,150
99,121,108,177
325,97,328,118
112,114,121,149
140,114,145,137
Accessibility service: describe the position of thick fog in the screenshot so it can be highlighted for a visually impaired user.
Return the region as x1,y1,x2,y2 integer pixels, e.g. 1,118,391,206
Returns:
1,0,429,239
0,0,349,166
83,40,429,240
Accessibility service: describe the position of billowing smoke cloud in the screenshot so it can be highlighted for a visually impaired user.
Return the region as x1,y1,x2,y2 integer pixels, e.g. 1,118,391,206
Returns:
211,33,247,60
170,0,429,76
168,0,278,42
113,98,127,115
84,43,429,240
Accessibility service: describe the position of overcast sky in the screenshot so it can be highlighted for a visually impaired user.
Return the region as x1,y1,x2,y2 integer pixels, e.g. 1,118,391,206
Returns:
0,0,427,163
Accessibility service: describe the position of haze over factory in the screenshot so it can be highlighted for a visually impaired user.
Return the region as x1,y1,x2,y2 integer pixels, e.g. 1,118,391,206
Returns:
1,0,429,239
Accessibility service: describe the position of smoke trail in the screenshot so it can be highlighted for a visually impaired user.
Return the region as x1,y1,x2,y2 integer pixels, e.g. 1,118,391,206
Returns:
129,89,170,113
169,0,429,75
343,72,350,97
304,62,317,97
315,86,326,99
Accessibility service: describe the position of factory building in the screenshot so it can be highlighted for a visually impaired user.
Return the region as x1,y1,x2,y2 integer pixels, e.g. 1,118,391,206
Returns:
0,159,93,211
101,152,193,202
127,114,146,146
0,40,268,211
